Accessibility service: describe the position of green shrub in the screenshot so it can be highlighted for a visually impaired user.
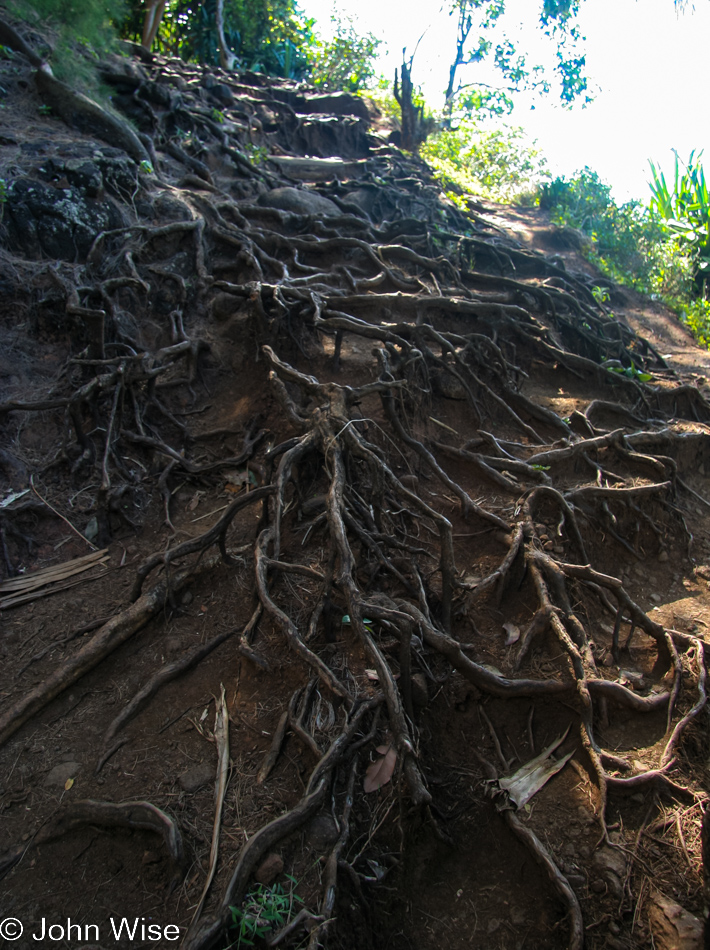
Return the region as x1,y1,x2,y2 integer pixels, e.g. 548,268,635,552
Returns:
5,0,125,89
539,167,691,297
649,150,710,292
538,165,710,347
365,78,401,125
420,120,549,204
152,0,315,79
308,14,380,93
679,298,710,349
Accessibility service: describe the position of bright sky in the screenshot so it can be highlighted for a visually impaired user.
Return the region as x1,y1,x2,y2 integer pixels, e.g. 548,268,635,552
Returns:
300,0,710,204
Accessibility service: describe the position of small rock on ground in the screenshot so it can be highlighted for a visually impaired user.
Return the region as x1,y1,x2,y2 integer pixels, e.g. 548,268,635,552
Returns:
255,853,283,885
178,763,213,793
305,815,338,852
45,761,81,787
648,888,703,950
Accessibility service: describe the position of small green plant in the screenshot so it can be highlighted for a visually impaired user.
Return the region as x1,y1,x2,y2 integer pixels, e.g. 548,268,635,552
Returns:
38,103,52,116
139,160,154,175
211,107,226,124
244,144,268,167
229,877,303,947
591,285,610,304
602,359,652,383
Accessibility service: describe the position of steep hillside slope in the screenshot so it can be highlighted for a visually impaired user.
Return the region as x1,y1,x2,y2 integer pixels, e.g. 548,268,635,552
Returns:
0,24,710,950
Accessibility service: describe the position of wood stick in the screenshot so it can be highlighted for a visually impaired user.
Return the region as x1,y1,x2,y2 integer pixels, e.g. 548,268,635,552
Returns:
191,685,231,924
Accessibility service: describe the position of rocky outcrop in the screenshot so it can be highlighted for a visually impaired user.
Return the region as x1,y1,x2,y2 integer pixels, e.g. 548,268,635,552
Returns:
4,149,134,261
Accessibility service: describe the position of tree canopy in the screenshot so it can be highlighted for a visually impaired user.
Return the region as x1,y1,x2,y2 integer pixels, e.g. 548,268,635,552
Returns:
441,0,589,123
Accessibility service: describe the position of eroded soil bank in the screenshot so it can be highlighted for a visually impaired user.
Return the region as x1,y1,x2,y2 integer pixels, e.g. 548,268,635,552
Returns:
0,24,709,950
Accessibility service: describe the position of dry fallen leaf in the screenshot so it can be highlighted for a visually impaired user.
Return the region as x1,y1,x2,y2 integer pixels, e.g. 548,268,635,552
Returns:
503,622,520,646
364,745,397,793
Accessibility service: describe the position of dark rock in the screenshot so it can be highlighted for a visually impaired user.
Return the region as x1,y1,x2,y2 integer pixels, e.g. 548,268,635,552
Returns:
256,103,279,131
153,192,195,222
211,293,244,322
92,148,140,198
65,158,105,197
295,115,370,159
45,761,81,787
305,815,339,852
40,157,104,198
431,369,466,400
258,186,340,217
254,853,283,885
5,177,124,261
342,188,378,216
399,474,419,492
142,80,172,108
178,763,213,793
592,846,626,898
210,83,235,107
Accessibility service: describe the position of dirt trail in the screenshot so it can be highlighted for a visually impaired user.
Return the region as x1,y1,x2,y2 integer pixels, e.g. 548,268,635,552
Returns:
0,24,709,950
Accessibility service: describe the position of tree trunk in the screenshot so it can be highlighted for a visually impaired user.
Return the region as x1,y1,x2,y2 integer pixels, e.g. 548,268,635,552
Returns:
394,55,428,153
141,0,167,51
215,0,237,71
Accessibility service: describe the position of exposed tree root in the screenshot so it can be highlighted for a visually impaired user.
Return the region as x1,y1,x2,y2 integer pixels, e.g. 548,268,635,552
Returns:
1,36,710,950
474,750,584,950
183,698,381,950
0,554,219,748
0,800,185,885
99,624,241,760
